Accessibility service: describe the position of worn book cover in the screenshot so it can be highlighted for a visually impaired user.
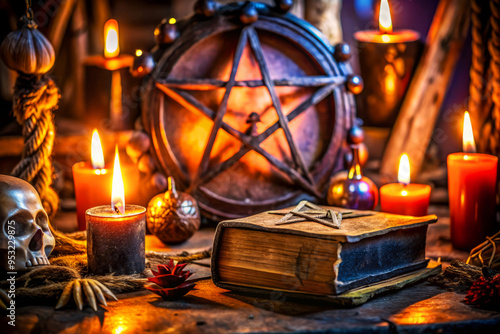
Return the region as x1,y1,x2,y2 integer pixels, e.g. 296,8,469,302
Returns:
211,206,437,296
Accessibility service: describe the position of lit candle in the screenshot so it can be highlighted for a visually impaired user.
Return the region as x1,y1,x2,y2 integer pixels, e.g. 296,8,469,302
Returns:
86,146,146,275
380,154,431,216
84,19,134,130
447,112,498,250
104,19,120,59
73,130,140,230
354,0,422,127
85,19,132,69
73,130,112,230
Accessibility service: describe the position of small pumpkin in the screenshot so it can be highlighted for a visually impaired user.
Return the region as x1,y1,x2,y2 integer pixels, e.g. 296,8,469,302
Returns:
0,12,55,75
147,177,201,244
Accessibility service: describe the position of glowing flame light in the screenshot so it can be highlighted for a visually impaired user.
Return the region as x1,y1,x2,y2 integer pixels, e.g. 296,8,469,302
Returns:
169,18,176,24
135,49,143,57
379,0,393,35
398,153,411,185
463,111,477,154
91,129,106,171
111,146,125,214
104,19,120,58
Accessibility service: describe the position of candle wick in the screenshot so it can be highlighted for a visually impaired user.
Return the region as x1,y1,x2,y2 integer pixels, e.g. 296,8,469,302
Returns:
114,204,123,215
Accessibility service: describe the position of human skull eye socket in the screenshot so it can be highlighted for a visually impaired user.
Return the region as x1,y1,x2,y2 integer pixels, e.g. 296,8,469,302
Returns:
5,212,32,237
36,211,49,232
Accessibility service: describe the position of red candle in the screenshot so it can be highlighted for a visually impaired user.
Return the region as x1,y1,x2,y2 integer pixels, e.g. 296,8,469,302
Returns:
73,130,139,230
447,112,498,250
380,154,431,216
86,146,146,275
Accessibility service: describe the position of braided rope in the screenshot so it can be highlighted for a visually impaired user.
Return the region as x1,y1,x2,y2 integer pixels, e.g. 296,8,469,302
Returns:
10,74,59,218
470,0,492,153
489,0,500,155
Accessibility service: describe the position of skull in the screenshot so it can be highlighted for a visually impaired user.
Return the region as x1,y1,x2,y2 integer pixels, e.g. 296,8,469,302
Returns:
0,175,55,272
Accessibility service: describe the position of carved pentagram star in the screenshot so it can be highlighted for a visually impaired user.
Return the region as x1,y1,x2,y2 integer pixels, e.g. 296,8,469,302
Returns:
269,200,343,229
154,26,347,198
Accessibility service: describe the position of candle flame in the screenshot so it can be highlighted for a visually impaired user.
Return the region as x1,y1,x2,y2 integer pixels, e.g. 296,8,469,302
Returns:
135,49,143,57
398,153,410,185
104,19,120,58
463,111,477,153
379,0,393,35
111,145,125,214
169,18,176,24
91,129,106,170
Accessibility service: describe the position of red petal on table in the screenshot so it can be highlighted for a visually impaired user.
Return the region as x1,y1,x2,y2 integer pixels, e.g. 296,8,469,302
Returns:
173,263,188,276
167,259,175,271
155,264,172,275
181,271,193,279
147,274,186,287
145,282,196,301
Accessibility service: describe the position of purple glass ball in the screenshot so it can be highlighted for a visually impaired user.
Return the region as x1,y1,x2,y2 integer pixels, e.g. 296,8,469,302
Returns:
327,172,379,210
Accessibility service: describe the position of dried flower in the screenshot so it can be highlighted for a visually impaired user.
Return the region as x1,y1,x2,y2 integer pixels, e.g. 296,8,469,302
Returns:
464,272,500,308
145,260,196,300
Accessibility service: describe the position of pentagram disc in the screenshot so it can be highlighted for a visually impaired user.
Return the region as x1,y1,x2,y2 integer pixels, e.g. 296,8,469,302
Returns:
143,9,355,220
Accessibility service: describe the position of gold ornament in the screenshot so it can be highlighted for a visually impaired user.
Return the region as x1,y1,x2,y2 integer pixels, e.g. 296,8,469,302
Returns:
147,177,201,244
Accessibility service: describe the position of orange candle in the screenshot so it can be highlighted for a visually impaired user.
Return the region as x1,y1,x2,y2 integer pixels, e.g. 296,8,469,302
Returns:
84,19,133,130
353,0,421,127
380,154,431,216
73,130,139,230
447,112,498,250
86,147,146,275
354,0,420,43
84,19,133,70
73,130,111,230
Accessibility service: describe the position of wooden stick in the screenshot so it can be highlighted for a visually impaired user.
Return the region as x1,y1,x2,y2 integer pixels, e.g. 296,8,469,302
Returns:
283,211,338,228
275,200,307,224
195,28,248,185
304,0,343,45
156,76,345,90
248,27,315,185
268,210,352,215
44,0,78,55
380,0,471,180
272,213,373,225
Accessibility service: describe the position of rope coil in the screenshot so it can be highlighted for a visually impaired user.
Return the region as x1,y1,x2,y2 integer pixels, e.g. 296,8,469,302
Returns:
10,73,60,218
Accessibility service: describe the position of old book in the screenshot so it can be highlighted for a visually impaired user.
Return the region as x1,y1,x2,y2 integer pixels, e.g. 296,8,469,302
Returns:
211,207,437,296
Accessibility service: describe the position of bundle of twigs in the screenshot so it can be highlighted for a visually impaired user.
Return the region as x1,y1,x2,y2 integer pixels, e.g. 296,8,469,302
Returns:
467,230,500,270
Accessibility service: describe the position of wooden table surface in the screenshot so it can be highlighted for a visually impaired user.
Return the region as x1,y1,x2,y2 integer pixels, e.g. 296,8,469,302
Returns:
3,208,500,334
